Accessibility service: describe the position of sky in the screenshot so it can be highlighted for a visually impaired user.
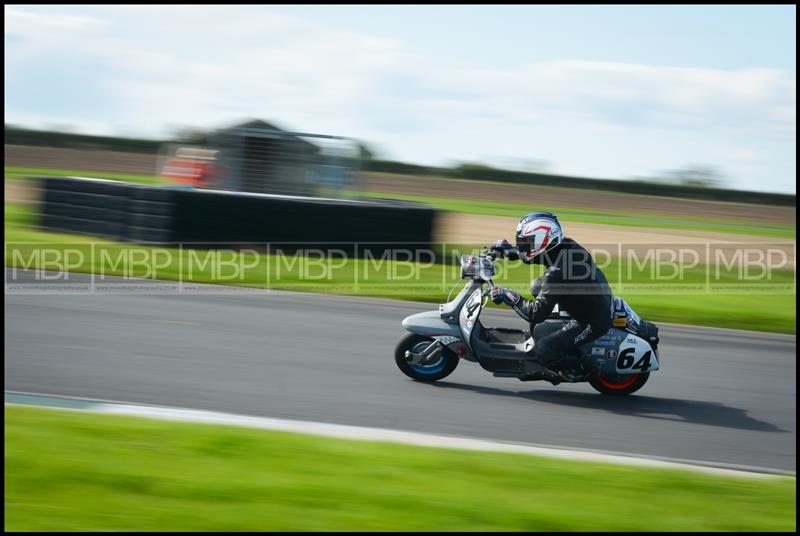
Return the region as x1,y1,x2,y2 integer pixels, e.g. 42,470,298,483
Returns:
4,5,796,193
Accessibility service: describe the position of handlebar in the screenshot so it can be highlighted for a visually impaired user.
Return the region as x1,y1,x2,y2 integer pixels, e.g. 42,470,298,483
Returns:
478,251,496,290
462,251,499,290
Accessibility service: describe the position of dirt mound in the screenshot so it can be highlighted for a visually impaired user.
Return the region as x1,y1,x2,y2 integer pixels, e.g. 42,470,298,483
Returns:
5,145,158,175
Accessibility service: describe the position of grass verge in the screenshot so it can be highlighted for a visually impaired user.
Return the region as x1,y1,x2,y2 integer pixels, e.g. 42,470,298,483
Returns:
4,405,796,532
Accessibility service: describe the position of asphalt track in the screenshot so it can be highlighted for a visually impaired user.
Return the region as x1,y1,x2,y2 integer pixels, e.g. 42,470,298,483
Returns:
5,270,796,474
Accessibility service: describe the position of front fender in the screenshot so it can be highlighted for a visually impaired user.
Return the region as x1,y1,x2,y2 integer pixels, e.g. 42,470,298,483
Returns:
401,311,475,361
402,311,461,338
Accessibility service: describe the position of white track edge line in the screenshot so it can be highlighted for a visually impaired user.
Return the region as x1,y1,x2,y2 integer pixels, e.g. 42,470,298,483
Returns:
6,397,791,480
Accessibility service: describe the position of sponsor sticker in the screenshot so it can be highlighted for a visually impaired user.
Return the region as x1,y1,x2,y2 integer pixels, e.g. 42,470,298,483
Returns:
607,349,617,359
591,346,605,356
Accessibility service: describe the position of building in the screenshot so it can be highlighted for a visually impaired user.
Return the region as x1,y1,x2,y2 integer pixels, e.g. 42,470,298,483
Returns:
160,119,359,197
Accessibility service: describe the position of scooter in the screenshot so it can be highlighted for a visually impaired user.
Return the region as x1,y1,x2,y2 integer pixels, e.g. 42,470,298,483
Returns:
395,250,661,395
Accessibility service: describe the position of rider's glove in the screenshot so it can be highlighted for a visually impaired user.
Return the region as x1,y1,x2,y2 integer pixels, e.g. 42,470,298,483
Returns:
491,239,520,261
491,239,512,252
490,286,521,307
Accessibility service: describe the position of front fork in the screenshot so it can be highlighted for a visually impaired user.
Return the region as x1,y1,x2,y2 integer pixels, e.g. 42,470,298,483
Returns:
404,339,445,365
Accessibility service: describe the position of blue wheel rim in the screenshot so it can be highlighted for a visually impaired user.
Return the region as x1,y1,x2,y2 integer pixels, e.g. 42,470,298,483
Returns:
408,341,447,375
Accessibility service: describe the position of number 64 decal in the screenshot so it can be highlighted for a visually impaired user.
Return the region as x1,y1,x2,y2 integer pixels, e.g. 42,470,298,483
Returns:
615,339,659,373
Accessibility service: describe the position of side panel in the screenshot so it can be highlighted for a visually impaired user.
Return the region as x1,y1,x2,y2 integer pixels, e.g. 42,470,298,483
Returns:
580,328,659,376
614,334,659,374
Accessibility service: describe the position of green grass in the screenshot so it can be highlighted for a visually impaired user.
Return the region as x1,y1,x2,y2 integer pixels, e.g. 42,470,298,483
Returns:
5,166,163,185
4,202,35,227
360,191,797,239
4,405,795,532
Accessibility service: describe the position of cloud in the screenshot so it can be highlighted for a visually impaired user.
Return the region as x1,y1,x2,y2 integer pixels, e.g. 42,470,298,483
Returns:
4,7,108,31
507,61,795,133
3,6,796,192
4,6,109,53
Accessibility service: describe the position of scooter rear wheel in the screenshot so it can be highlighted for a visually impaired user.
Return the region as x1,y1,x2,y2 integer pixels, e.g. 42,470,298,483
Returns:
395,333,459,382
589,372,650,395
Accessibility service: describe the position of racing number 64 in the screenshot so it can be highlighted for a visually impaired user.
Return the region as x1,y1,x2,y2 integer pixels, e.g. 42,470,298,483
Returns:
617,347,652,371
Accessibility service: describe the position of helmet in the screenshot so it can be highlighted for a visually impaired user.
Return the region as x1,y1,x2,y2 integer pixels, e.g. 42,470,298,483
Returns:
515,211,563,263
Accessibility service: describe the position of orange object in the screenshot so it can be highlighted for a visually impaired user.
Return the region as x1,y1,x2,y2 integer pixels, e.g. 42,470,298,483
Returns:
597,373,641,390
161,153,218,187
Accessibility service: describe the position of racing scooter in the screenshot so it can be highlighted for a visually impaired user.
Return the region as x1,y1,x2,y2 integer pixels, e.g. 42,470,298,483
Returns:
395,251,661,395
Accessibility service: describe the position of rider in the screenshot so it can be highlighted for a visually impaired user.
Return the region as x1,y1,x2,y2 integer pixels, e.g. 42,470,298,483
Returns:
489,211,613,375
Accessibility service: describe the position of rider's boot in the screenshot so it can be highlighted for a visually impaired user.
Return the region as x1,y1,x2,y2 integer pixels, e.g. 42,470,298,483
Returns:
520,354,561,385
556,352,583,382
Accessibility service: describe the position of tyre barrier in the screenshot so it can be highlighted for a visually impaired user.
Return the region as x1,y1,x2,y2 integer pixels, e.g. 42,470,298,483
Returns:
39,177,163,242
37,177,438,255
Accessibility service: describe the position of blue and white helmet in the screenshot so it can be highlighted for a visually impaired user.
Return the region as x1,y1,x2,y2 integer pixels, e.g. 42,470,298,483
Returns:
515,211,563,263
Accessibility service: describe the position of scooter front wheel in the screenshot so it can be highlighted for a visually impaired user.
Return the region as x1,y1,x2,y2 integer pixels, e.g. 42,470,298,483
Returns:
394,333,459,382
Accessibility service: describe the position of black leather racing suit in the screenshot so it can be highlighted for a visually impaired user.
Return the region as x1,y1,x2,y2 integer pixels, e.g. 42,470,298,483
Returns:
508,238,613,368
